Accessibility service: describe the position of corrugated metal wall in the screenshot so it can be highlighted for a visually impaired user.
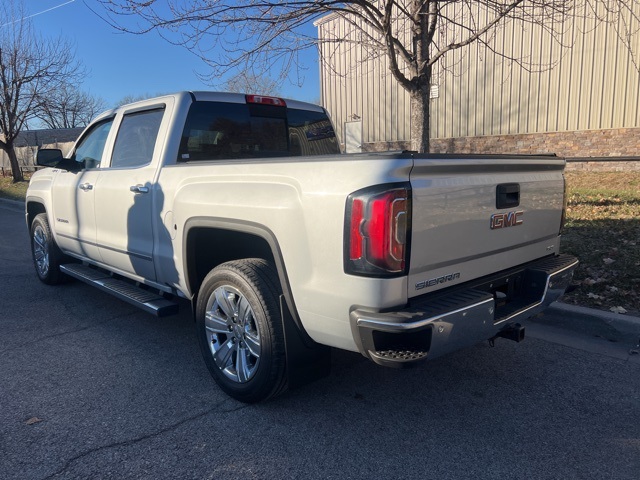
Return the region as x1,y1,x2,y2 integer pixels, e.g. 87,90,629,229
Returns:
316,4,640,146
317,12,412,146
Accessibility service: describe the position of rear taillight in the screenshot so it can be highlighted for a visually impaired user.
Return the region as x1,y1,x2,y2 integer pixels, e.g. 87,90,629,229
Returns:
345,184,411,277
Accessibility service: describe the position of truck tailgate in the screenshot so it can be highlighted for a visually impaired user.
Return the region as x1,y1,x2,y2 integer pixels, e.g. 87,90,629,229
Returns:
408,156,566,299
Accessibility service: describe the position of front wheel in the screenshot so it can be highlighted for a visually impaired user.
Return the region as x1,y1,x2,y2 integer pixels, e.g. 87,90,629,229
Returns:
195,259,287,403
30,213,68,285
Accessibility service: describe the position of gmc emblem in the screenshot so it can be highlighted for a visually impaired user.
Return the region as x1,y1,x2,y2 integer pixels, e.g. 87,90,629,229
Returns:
490,211,524,230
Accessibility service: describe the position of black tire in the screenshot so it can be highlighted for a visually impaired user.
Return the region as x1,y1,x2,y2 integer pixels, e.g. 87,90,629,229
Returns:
195,259,287,403
30,213,69,285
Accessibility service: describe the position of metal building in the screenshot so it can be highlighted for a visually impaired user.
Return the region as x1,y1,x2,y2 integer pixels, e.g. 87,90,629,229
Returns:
315,4,640,157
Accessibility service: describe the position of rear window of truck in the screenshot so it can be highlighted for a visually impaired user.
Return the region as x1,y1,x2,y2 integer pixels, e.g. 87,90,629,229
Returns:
178,101,339,161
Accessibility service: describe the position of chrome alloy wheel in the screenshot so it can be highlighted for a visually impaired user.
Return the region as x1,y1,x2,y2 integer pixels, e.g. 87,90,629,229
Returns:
204,285,262,383
32,224,50,278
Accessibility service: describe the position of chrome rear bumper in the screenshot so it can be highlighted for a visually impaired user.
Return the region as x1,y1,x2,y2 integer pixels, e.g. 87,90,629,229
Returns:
350,254,579,367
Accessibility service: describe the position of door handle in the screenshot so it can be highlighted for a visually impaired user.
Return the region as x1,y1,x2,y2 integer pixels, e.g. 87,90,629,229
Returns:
130,185,149,194
79,183,93,191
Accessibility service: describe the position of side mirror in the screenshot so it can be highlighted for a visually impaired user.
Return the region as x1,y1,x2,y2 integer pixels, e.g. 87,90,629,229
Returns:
36,149,64,168
36,149,83,172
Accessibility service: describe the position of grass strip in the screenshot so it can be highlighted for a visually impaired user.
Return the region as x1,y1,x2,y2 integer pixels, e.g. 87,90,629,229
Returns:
0,176,29,202
561,172,640,316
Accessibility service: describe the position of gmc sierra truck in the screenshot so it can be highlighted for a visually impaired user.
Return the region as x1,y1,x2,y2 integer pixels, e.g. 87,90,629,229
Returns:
26,91,578,402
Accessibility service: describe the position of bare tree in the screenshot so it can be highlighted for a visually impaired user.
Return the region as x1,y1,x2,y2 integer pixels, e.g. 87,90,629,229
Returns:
97,1,639,152
223,70,281,96
36,86,105,130
115,92,170,108
0,0,81,182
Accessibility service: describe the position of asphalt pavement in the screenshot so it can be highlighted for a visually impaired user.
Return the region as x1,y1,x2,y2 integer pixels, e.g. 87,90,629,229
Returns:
1,198,639,480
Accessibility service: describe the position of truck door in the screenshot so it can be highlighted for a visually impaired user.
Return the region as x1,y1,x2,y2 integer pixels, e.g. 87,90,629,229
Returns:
94,107,165,281
50,119,114,260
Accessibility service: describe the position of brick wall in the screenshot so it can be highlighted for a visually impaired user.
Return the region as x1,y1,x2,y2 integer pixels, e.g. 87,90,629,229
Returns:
564,158,640,172
361,127,640,171
429,127,640,158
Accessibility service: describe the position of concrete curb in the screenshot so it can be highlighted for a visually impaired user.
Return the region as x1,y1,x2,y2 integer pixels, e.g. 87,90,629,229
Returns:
543,301,640,342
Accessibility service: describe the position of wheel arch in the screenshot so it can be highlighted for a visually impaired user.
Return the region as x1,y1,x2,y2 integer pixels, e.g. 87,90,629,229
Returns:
185,218,332,391
183,217,309,340
26,200,47,228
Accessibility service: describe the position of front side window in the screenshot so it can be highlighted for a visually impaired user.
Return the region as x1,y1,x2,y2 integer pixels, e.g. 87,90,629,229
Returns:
110,108,164,169
74,119,114,169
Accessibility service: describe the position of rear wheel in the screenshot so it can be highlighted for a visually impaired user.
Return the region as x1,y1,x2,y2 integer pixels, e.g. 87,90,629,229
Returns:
195,259,287,403
30,213,68,285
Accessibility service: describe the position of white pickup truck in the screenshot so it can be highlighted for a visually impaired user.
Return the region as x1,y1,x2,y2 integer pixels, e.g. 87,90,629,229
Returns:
26,92,578,402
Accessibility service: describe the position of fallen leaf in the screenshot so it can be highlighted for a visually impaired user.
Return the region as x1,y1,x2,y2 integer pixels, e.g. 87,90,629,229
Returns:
587,293,604,300
583,278,597,286
25,417,42,425
607,286,619,293
610,306,628,314
603,258,615,265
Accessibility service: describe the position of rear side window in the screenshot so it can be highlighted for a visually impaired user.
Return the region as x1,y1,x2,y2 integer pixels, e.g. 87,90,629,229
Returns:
110,108,164,169
178,101,339,161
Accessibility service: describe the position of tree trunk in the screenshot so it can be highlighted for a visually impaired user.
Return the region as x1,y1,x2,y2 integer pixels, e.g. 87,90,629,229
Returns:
5,143,25,183
409,82,431,153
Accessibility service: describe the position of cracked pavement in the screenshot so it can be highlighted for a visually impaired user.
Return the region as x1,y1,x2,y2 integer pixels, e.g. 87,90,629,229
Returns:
1,200,639,479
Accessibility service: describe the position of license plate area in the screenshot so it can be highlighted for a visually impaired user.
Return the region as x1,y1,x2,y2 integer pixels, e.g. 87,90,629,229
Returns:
472,270,540,323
